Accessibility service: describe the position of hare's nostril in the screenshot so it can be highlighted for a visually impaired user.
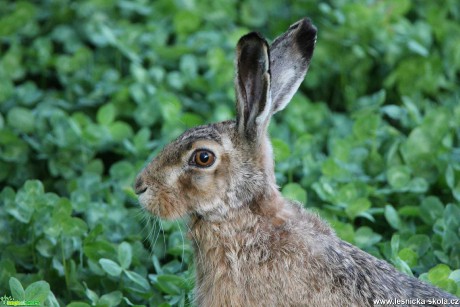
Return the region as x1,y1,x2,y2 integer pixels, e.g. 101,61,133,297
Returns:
135,186,147,195
134,176,147,195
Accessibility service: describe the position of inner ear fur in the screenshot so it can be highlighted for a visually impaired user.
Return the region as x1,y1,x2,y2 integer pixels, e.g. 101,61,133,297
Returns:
235,32,272,140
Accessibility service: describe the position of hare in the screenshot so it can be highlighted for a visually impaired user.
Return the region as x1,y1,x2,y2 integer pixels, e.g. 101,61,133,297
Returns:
134,18,458,306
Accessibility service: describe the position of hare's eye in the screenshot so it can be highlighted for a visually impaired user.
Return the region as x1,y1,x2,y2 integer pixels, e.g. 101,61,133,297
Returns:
191,150,216,168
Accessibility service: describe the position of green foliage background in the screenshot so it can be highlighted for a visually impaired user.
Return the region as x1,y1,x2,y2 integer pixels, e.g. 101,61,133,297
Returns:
1,0,460,305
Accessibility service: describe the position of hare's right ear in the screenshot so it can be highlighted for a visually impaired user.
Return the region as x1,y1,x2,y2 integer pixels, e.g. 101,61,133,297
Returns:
235,32,272,140
270,18,317,113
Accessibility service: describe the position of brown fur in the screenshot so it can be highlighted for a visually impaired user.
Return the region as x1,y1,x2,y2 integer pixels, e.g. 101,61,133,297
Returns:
135,18,458,306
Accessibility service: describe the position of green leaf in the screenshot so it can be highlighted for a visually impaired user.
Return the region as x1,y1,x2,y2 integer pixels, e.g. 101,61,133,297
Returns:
158,92,181,123
428,264,451,283
130,63,148,83
385,205,401,230
391,234,400,257
354,226,382,248
62,217,88,237
156,274,189,295
272,138,290,162
435,279,457,294
454,183,460,202
99,258,122,277
449,270,460,283
281,183,307,205
97,104,116,125
24,281,50,303
398,205,420,217
110,161,134,182
420,196,444,225
7,107,35,133
406,235,431,256
402,127,433,161
108,121,133,141
321,158,349,179
9,277,25,301
394,257,413,276
98,291,123,307
85,287,99,303
386,165,411,189
173,11,201,35
180,113,203,128
331,221,355,243
407,40,429,57
84,240,117,261
180,54,198,79
36,237,55,258
152,255,164,275
398,248,418,267
124,270,150,291
118,242,133,270
24,180,44,195
45,289,60,307
353,112,380,141
444,204,460,230
345,198,371,220
407,177,428,193
241,0,267,27
446,165,455,189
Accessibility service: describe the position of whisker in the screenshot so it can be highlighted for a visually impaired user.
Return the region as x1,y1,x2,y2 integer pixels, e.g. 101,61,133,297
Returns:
174,219,186,270
138,200,203,302
150,216,162,255
168,206,204,267
159,219,167,259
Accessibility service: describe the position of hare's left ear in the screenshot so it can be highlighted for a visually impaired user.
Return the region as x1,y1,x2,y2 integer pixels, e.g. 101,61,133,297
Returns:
270,18,317,113
235,32,272,140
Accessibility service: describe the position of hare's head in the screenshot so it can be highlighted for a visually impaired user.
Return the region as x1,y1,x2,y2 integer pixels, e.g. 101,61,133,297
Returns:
135,18,316,221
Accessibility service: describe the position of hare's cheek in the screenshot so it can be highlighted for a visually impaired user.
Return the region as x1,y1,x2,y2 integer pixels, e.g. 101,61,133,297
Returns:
193,175,217,195
178,173,205,198
156,190,188,219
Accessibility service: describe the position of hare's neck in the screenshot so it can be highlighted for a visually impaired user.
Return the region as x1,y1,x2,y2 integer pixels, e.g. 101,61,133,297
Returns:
188,191,289,295
261,135,277,188
188,190,287,256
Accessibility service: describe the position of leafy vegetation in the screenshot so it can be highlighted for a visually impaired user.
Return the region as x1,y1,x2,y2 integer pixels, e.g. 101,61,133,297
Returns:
1,0,460,305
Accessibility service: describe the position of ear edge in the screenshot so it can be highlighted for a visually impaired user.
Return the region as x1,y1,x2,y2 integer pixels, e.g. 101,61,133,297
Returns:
271,18,317,63
237,32,269,49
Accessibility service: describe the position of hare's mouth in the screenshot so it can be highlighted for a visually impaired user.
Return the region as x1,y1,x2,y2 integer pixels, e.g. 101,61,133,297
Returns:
137,192,162,217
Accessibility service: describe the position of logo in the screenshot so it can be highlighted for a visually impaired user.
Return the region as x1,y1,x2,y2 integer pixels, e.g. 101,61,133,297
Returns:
0,295,40,306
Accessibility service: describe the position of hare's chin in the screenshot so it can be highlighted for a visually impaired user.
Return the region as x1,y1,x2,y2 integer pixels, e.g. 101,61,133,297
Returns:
137,191,151,209
137,192,163,216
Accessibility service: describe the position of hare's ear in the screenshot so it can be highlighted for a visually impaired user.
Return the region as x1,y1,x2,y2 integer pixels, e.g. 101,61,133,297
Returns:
235,32,272,140
270,18,317,113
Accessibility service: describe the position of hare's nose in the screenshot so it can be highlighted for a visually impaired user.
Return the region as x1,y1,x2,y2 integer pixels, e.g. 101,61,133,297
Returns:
134,175,147,195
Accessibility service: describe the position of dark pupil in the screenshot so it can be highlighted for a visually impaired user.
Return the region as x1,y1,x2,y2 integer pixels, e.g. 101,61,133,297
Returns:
199,152,209,163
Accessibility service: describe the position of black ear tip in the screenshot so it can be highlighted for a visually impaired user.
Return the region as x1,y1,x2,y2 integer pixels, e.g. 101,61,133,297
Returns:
293,18,317,60
238,32,269,49
237,32,270,64
296,18,318,40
